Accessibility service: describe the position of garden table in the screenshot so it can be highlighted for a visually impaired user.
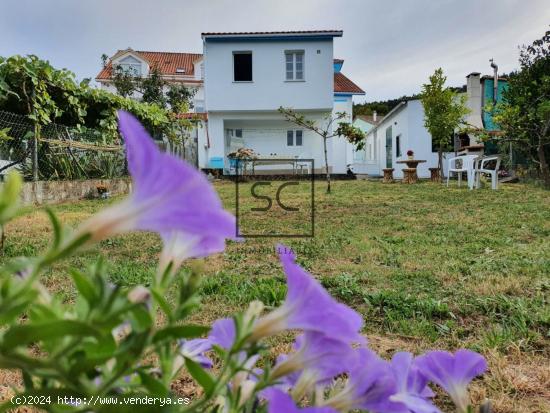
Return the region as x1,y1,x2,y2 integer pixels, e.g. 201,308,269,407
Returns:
396,159,426,184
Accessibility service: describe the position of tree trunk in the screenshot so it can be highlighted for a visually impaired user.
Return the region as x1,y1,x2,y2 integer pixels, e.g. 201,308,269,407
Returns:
438,147,444,181
323,136,331,193
537,140,550,187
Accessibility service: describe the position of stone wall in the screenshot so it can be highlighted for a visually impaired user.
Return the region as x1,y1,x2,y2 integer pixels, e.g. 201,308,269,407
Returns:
16,178,132,205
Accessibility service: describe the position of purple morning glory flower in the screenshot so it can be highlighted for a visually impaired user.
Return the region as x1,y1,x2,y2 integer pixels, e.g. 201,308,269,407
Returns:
209,317,236,349
77,111,236,264
271,332,355,396
265,388,338,413
251,245,364,344
179,338,213,369
324,348,404,413
415,349,487,413
388,352,440,413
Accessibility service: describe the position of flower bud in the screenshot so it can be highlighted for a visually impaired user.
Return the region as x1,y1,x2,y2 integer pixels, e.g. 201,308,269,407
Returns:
128,285,151,304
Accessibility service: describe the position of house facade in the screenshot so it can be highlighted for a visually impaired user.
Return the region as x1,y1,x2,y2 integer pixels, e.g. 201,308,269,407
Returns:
200,30,364,174
96,31,365,175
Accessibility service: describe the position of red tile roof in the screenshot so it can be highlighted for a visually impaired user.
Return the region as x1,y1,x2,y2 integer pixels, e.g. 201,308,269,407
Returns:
201,30,342,36
96,50,203,80
334,72,365,95
176,112,208,121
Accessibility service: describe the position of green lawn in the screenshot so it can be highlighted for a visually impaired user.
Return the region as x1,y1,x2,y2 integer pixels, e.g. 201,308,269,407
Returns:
1,180,549,412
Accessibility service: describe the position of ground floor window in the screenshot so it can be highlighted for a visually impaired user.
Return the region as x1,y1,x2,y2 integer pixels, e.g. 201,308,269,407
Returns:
287,130,303,146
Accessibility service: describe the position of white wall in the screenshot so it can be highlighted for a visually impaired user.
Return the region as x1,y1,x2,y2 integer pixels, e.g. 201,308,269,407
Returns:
332,95,353,174
201,111,329,172
203,39,334,111
367,100,452,179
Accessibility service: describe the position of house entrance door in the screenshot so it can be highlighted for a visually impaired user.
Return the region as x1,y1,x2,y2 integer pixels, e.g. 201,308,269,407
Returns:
385,126,392,168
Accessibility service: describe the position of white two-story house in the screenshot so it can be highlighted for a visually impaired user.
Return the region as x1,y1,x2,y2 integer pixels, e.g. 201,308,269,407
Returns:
96,31,364,175
200,30,364,174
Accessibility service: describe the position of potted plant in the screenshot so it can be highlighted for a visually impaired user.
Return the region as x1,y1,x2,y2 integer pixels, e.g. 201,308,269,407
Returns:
407,149,414,160
96,184,110,199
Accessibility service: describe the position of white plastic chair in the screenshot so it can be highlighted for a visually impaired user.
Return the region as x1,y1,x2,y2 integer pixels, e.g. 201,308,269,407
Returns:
474,155,501,190
446,155,478,189
295,154,311,175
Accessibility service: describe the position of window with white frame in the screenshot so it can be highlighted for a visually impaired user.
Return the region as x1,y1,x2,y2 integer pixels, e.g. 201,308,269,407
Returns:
117,55,142,76
285,51,304,81
287,130,303,146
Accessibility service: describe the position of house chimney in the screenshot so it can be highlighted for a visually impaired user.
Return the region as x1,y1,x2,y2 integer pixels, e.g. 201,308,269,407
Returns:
373,111,377,122
489,58,498,105
465,72,483,143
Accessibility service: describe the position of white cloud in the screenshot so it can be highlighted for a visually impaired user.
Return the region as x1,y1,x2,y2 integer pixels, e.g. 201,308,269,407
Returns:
1,0,548,100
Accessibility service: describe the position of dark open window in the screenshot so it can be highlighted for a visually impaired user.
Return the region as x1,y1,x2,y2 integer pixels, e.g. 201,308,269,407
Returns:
396,134,402,157
233,52,252,82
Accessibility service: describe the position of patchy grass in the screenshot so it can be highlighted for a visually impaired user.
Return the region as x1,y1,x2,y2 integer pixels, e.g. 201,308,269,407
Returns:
1,180,549,412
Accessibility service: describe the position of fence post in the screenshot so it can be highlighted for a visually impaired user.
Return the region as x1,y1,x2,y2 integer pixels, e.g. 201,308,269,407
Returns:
32,122,40,181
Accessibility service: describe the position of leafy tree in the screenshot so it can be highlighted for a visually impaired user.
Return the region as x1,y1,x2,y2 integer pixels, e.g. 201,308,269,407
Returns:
165,84,197,156
279,107,364,193
491,29,550,186
111,64,139,99
421,68,469,179
167,84,196,113
141,67,167,108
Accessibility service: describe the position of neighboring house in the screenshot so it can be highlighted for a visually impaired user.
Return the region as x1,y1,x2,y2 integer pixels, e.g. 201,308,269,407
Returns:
357,71,508,178
96,31,365,175
463,72,508,147
201,30,364,174
357,99,452,179
96,49,205,111
96,49,207,165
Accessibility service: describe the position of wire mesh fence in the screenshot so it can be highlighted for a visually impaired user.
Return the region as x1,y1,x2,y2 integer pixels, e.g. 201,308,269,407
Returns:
0,110,127,181
0,110,199,182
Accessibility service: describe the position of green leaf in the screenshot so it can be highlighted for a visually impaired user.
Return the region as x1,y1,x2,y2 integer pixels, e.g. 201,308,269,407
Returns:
137,371,169,396
69,269,98,304
44,208,62,249
128,305,153,332
184,357,215,397
151,289,172,318
152,325,209,344
2,320,101,348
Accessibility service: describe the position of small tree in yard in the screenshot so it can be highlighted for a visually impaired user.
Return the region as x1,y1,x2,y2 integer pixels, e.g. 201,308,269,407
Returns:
278,107,364,194
421,68,469,180
491,29,550,186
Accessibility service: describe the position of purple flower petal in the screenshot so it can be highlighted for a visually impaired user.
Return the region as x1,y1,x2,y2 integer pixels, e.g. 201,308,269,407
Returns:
252,245,364,344
388,352,440,413
209,317,236,349
78,111,236,262
265,388,338,413
415,349,487,412
325,348,406,413
273,332,355,386
179,338,213,369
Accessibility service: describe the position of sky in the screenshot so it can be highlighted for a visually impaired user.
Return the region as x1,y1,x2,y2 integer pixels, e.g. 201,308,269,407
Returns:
1,0,549,102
